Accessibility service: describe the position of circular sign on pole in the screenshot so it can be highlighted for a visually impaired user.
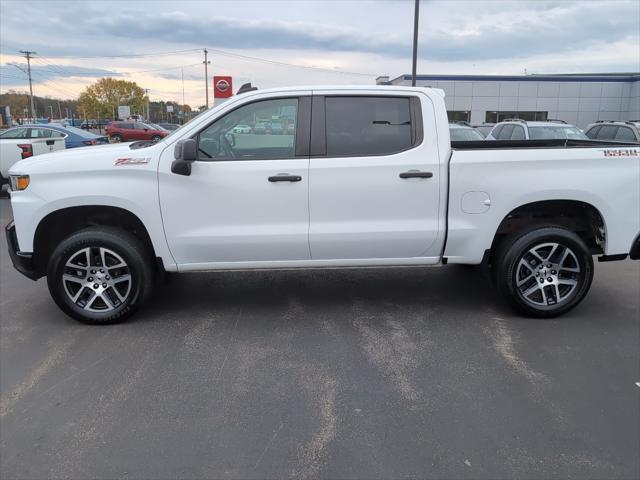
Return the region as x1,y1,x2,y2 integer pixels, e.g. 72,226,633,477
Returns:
213,76,233,98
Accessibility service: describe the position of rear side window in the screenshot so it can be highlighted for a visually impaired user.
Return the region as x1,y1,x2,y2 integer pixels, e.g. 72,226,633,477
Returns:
0,128,29,138
615,126,636,141
325,97,414,156
490,125,503,138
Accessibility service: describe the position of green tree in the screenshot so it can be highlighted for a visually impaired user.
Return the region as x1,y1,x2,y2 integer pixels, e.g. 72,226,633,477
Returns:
78,78,146,120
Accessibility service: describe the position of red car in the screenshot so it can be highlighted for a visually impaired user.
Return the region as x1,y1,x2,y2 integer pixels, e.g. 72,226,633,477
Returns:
105,122,169,142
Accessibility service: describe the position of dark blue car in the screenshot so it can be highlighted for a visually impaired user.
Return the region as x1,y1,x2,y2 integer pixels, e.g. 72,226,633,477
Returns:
21,123,108,149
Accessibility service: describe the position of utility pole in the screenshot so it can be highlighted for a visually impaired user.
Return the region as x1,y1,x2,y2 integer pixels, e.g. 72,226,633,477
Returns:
203,48,211,108
49,105,53,120
411,0,420,87
19,50,37,119
57,101,62,119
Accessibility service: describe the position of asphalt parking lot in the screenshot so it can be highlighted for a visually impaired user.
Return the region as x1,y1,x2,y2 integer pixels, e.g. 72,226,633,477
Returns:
0,196,638,480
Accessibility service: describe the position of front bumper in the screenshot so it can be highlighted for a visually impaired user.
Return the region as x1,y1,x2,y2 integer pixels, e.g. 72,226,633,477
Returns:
5,221,40,280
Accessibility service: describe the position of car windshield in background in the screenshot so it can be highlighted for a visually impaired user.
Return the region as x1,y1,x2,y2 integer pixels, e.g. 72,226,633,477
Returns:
528,126,588,140
450,128,485,141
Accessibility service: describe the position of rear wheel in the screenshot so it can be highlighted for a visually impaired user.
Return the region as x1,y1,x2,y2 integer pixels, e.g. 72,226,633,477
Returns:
110,134,123,142
151,135,161,142
47,227,154,324
496,226,594,318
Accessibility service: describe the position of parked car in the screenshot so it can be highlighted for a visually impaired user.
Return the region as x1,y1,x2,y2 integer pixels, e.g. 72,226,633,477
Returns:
487,120,588,140
29,123,108,149
270,122,283,135
158,123,180,131
80,120,97,130
0,126,66,184
253,122,269,134
584,121,640,142
449,123,485,141
6,85,639,324
105,121,169,142
232,124,252,134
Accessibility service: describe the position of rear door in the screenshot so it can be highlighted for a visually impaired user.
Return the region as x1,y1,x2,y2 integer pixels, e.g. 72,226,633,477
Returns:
307,92,443,261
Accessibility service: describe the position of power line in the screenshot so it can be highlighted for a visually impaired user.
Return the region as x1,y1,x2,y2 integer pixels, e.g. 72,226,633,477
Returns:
205,47,378,77
33,48,202,60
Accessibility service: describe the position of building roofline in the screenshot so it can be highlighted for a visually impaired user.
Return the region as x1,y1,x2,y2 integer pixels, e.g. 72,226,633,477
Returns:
393,73,640,83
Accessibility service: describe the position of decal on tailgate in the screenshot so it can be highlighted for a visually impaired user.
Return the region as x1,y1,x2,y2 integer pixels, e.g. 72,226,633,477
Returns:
603,148,639,157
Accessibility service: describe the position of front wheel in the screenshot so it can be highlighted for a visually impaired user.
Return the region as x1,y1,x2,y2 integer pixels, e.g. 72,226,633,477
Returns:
151,135,161,142
496,226,594,318
47,227,154,324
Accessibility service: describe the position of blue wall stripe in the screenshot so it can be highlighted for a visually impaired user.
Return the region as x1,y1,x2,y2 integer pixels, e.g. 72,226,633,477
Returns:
399,74,639,83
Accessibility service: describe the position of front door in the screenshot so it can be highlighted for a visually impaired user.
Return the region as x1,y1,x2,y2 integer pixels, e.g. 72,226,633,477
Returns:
159,95,312,269
308,93,443,261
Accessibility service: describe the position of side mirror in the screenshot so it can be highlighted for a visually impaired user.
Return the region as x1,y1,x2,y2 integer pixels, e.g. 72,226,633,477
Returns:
172,138,197,176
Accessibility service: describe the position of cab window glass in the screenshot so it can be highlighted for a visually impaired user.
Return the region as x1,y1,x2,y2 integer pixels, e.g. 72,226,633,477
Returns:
197,98,298,161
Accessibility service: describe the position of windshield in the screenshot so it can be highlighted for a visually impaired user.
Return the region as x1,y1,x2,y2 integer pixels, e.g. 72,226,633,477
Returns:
449,127,485,141
528,126,587,140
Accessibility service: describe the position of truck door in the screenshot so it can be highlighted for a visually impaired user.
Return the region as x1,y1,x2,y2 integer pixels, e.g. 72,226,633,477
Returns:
158,94,312,268
308,92,443,260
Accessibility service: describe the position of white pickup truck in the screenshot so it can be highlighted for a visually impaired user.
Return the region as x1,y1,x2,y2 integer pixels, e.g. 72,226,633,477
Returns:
6,85,640,324
0,125,66,184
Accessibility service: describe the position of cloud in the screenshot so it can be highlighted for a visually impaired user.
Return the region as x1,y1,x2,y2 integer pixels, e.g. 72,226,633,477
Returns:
6,0,636,64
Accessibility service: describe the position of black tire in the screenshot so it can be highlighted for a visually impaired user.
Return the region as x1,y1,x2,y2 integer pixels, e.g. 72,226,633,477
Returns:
110,134,123,143
496,226,594,318
151,135,161,142
47,227,154,324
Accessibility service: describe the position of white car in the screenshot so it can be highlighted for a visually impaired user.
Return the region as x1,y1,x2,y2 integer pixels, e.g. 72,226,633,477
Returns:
0,126,66,184
486,120,588,141
6,85,640,324
232,124,252,134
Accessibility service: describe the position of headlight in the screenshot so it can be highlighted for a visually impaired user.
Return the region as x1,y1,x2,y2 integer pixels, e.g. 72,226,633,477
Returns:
9,175,30,191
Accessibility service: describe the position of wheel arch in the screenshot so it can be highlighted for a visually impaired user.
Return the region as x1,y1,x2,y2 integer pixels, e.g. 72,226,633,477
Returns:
488,199,606,266
33,205,159,276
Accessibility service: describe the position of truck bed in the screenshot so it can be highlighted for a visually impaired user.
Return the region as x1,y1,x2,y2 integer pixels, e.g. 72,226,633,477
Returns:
451,139,640,150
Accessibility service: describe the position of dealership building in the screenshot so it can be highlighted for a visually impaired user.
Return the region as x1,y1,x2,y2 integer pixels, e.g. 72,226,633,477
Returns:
376,73,639,128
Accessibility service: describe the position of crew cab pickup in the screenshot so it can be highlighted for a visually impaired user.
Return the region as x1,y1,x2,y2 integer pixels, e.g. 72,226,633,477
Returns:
6,86,640,324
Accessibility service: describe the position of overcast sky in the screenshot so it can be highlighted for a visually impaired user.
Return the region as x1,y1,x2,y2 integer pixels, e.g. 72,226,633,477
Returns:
1,0,638,107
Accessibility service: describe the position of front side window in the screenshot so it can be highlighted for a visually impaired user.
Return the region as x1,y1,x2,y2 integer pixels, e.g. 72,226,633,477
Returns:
511,125,526,140
197,98,298,160
496,124,515,140
594,125,618,140
325,97,413,156
449,127,484,141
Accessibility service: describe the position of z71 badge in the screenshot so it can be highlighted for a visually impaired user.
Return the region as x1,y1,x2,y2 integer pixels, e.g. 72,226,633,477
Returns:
603,148,639,157
114,157,151,166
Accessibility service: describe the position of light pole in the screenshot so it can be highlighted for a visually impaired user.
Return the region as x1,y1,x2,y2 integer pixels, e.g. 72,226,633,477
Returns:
411,0,420,87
